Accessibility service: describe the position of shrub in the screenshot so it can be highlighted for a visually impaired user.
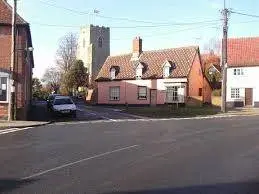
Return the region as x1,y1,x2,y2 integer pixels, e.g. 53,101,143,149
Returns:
212,89,221,96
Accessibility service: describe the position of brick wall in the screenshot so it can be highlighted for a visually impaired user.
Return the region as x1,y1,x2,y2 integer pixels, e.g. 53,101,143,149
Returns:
188,52,212,104
188,53,204,98
0,25,31,119
0,104,8,119
0,27,11,70
203,77,212,104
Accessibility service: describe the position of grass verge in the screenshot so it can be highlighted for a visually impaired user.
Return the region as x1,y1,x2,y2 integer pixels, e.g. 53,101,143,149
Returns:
122,105,220,118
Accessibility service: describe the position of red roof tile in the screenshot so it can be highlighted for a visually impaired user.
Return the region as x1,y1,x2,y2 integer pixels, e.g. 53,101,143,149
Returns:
97,46,199,80
0,0,27,25
228,37,259,67
201,53,221,72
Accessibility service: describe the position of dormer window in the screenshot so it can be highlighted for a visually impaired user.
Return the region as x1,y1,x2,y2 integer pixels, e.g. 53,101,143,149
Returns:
163,61,173,78
136,63,144,79
163,66,170,78
110,68,116,80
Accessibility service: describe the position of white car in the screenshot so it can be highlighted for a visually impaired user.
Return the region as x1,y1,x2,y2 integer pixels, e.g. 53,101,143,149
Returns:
51,96,77,117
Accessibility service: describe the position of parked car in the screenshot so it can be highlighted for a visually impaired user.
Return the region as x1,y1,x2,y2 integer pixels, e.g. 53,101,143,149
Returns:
47,94,61,109
51,96,77,117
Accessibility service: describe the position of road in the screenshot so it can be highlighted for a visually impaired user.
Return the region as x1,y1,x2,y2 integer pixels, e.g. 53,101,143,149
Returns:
29,101,143,122
1,116,259,193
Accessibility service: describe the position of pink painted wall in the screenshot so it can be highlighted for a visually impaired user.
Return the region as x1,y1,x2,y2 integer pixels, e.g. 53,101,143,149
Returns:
156,90,166,105
97,78,190,105
97,80,152,105
98,81,126,104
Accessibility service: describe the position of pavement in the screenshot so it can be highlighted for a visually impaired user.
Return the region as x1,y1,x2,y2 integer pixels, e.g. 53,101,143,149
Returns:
0,121,49,129
0,115,259,193
222,107,259,116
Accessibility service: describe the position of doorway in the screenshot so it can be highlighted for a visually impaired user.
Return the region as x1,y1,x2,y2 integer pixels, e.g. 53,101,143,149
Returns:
245,88,253,106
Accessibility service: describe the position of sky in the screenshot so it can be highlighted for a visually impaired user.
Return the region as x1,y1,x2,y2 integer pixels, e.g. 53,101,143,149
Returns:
7,0,259,78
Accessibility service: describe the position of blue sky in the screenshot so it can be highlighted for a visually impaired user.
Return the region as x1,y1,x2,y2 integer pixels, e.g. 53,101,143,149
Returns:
8,0,259,78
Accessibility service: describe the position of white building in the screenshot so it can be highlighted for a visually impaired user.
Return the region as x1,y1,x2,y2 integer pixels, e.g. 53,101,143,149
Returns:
226,37,259,107
77,25,110,83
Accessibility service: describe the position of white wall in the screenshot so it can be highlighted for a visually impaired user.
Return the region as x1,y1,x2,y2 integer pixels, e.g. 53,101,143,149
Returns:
157,78,187,90
227,66,259,104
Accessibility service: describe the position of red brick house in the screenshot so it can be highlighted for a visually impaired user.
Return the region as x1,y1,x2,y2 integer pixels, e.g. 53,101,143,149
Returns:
96,37,212,106
0,0,34,119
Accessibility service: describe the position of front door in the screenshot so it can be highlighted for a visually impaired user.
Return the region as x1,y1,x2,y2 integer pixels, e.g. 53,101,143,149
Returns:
150,89,157,106
245,88,253,106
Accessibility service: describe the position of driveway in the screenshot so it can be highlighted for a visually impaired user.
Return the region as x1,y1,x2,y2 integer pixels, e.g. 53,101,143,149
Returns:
1,116,259,193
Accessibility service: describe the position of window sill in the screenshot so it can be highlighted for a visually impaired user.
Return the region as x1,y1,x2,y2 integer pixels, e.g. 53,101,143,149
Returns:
109,99,120,101
138,98,147,100
0,101,8,104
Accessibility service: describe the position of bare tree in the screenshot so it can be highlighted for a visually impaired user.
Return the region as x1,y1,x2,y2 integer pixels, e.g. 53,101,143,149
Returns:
56,33,78,73
42,67,61,93
203,38,221,55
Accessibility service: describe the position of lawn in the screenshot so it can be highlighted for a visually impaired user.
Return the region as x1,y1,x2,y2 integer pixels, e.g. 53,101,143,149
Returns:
123,105,220,118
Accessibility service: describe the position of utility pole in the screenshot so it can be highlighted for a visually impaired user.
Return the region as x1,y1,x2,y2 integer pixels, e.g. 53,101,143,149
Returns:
221,0,229,113
8,0,17,121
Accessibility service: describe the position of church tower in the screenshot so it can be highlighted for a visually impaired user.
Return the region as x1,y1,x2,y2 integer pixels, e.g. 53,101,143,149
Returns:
77,25,110,83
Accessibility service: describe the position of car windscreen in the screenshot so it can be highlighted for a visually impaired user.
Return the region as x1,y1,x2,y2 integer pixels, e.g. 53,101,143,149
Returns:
54,98,73,105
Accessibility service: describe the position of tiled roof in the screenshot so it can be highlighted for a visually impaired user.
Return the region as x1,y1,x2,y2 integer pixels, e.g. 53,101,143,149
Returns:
0,0,27,25
97,46,198,80
228,37,259,67
201,53,221,72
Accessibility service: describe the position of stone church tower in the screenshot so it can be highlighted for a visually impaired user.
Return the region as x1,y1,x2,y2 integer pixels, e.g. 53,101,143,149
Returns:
77,25,110,84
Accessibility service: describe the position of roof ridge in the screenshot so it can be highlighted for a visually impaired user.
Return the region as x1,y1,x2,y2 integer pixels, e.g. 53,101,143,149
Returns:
143,45,199,54
228,36,259,40
108,53,132,58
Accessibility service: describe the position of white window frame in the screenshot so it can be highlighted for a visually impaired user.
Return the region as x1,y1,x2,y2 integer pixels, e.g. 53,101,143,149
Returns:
163,66,170,78
0,73,9,103
136,67,142,79
166,86,178,102
110,68,116,80
233,68,244,76
109,86,120,101
231,88,240,99
166,85,185,103
135,63,144,79
138,86,147,100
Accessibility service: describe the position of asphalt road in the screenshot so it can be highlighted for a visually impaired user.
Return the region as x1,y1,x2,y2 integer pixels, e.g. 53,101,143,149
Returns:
1,116,259,193
29,101,142,122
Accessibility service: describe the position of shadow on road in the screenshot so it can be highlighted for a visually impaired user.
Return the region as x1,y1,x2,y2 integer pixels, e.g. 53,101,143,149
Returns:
28,101,51,122
102,181,259,194
28,100,138,123
0,178,37,193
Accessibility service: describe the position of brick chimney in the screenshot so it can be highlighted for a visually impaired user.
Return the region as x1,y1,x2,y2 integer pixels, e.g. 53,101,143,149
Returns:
133,36,142,54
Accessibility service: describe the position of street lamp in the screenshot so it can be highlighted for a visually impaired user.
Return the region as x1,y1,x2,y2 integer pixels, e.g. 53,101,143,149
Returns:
27,47,34,52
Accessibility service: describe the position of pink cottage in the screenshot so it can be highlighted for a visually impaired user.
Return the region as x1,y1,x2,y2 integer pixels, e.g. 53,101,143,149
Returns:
96,37,212,106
